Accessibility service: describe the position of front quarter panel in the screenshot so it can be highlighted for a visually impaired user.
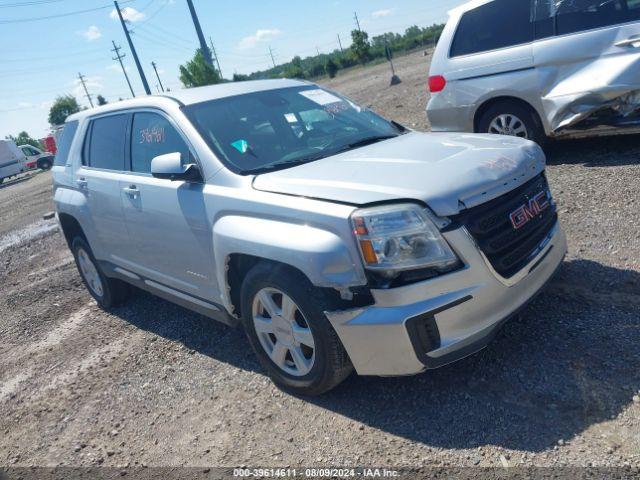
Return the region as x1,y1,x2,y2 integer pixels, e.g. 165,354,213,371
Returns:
207,186,366,314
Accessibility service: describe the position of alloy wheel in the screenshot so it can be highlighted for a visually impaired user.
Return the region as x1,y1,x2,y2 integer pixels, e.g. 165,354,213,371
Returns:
252,288,315,377
488,114,528,138
77,247,104,297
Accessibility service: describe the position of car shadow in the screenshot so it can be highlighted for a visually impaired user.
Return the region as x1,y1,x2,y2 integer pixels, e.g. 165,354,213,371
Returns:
545,133,640,167
108,258,639,453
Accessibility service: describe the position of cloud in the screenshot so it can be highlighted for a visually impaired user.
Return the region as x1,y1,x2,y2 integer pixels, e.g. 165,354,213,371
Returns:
106,64,130,72
238,29,282,50
109,6,146,22
71,76,104,101
372,8,395,18
18,102,34,108
77,25,102,41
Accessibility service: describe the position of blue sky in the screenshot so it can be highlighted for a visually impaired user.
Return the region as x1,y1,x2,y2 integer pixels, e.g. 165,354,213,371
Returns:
0,0,462,140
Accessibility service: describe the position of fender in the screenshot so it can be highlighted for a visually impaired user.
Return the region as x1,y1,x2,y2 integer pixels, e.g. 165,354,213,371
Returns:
53,186,103,254
213,215,367,314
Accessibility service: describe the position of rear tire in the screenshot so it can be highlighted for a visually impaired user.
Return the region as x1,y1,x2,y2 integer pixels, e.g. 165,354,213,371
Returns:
38,158,52,170
71,236,129,309
240,262,353,396
478,100,546,146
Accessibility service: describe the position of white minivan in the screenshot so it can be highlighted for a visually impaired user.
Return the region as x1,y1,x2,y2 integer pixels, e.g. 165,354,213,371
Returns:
0,140,28,184
427,0,640,144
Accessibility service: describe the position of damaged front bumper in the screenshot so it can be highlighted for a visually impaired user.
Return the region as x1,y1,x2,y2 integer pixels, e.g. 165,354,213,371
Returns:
325,224,567,377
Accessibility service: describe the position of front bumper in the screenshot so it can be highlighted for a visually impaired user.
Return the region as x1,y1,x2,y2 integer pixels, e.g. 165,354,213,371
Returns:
325,222,567,376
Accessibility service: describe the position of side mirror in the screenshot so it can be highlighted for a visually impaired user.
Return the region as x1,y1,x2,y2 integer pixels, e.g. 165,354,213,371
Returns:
151,152,202,182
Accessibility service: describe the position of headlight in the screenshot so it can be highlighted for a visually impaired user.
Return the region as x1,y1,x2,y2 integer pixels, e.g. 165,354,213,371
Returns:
351,204,459,275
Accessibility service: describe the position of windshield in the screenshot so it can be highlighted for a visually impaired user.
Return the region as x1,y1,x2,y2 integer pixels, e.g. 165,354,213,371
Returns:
182,86,404,174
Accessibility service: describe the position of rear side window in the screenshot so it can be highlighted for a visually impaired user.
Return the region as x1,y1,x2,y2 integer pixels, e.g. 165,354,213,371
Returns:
85,114,128,170
130,112,190,173
555,0,640,35
450,0,534,57
53,121,79,167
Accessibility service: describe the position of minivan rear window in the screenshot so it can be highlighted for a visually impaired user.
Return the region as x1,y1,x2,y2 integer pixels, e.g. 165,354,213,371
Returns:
53,121,78,167
85,114,128,171
450,0,533,57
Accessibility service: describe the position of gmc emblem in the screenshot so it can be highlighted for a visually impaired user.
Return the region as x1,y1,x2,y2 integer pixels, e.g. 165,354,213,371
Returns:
509,191,550,230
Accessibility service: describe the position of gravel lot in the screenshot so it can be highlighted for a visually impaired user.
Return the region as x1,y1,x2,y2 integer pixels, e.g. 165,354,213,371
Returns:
1,50,639,471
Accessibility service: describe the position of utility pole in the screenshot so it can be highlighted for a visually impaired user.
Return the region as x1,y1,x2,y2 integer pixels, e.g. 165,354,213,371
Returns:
209,36,223,78
77,73,94,108
354,11,361,32
114,1,150,95
151,61,165,92
337,34,344,53
384,37,401,86
268,46,276,68
316,46,320,56
186,0,213,67
111,40,135,98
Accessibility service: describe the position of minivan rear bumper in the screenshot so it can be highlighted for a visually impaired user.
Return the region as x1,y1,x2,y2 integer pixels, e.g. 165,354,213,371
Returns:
427,93,475,133
325,223,567,376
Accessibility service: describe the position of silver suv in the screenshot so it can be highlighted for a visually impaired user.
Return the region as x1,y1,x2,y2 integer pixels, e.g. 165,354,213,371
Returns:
427,0,640,145
53,79,567,395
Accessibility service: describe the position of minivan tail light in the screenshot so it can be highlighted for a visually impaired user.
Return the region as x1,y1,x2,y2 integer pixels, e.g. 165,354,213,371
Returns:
429,75,447,93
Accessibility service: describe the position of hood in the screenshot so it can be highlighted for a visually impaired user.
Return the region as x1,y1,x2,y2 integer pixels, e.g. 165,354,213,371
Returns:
252,132,546,216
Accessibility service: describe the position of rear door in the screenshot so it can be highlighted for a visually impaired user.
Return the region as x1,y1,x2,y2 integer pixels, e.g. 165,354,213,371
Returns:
446,0,534,82
533,0,640,131
119,110,216,300
75,113,132,262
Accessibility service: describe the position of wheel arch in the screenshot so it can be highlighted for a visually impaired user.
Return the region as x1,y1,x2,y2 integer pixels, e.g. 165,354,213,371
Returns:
473,96,545,134
58,212,87,248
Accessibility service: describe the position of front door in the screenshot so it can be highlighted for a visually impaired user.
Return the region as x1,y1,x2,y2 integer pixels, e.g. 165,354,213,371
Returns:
533,0,640,131
120,111,217,301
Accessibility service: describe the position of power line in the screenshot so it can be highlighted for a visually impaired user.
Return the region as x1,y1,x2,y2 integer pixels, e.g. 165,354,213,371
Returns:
77,73,94,108
111,41,136,98
0,0,133,24
0,0,63,9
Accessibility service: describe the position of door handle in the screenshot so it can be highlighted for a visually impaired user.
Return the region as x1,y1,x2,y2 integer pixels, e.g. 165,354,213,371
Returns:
122,185,140,199
615,35,640,48
76,178,88,189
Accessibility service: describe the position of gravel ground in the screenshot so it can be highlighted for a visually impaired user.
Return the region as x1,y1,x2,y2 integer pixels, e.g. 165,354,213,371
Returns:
1,50,639,471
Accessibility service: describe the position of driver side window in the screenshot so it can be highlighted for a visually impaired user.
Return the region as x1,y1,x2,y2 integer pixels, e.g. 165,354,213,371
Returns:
130,112,190,174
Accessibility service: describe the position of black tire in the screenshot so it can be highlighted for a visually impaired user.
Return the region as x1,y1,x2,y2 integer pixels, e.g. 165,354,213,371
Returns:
240,262,353,396
478,100,546,146
38,158,53,171
71,236,129,309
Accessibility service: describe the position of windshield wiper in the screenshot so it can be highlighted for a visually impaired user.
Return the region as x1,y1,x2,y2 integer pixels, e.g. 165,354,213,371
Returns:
336,135,398,152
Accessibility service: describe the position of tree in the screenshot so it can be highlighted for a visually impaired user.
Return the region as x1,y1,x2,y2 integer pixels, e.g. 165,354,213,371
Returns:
325,57,338,78
283,56,305,79
232,73,249,82
96,94,108,106
48,95,80,126
5,131,42,149
350,29,371,65
179,49,221,88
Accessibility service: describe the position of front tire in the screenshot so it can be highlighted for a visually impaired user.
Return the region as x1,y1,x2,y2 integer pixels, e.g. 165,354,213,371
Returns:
478,101,546,146
71,237,129,309
240,262,353,396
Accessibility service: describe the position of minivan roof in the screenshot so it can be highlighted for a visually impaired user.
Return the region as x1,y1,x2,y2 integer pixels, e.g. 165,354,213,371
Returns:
66,78,309,123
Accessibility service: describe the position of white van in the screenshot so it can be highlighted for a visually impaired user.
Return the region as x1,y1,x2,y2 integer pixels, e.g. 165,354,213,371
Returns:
427,0,640,144
0,140,28,184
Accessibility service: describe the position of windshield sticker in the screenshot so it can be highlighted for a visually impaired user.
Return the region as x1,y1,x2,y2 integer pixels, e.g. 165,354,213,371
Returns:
299,89,342,106
324,102,349,115
284,113,298,123
231,139,249,154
